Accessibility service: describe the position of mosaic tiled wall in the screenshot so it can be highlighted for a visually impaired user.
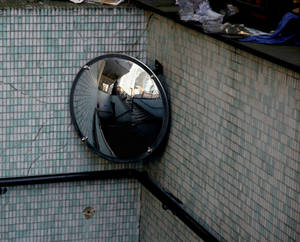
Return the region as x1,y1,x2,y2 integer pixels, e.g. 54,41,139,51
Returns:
0,6,146,241
2,5,299,241
141,13,300,242
0,179,140,242
0,7,146,178
140,186,203,242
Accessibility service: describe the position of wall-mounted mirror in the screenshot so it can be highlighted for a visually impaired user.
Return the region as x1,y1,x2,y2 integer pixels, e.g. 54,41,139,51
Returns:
70,54,170,163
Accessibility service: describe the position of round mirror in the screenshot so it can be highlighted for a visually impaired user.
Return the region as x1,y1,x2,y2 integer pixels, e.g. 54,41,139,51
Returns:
70,54,170,163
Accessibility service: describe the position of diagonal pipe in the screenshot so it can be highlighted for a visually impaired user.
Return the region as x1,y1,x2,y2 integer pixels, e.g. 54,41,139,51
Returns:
0,169,219,242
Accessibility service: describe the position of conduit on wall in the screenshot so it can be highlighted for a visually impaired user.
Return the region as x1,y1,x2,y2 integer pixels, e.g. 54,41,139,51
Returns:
0,169,220,242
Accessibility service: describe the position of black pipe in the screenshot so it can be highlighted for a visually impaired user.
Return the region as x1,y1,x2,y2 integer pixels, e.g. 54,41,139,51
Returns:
0,169,219,242
136,171,219,242
0,169,137,187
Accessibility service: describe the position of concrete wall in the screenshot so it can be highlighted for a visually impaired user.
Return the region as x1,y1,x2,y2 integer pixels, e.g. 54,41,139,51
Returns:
0,6,146,241
141,13,300,242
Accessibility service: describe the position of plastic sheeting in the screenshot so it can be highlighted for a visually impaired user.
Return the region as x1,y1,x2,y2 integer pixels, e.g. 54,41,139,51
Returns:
239,12,300,45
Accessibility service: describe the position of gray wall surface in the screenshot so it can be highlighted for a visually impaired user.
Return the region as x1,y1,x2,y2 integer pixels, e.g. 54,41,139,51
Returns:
1,4,299,242
0,6,146,241
141,13,300,242
0,179,140,242
0,7,146,177
140,186,203,242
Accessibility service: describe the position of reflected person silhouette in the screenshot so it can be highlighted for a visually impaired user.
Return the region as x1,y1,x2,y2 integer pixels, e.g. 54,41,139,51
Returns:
96,74,163,158
70,54,169,162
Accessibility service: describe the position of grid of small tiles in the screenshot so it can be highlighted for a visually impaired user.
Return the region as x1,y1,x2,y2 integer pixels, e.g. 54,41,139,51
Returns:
0,7,146,178
142,13,300,242
0,179,140,242
0,6,145,241
140,187,203,242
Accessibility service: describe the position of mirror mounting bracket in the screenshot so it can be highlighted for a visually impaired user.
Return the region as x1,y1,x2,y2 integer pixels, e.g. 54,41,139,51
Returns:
154,60,163,76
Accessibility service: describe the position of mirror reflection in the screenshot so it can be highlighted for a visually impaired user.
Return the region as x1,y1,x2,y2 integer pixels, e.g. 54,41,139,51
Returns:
71,56,165,160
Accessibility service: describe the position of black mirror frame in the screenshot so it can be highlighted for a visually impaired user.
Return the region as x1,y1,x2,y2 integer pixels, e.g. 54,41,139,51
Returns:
69,53,170,163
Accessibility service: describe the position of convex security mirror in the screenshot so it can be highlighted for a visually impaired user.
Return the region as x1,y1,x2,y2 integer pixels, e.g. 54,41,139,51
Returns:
70,54,170,163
